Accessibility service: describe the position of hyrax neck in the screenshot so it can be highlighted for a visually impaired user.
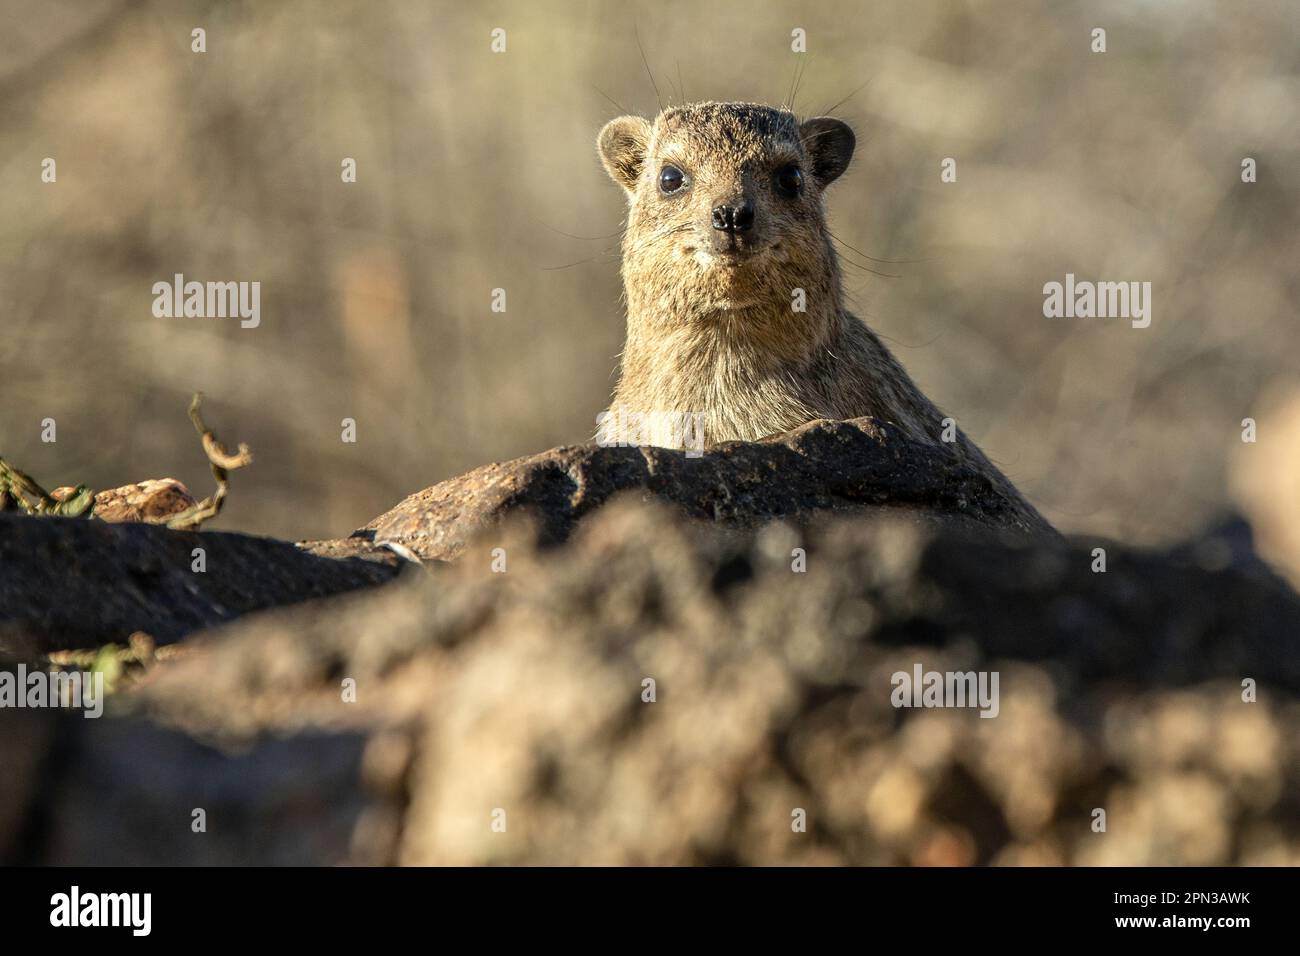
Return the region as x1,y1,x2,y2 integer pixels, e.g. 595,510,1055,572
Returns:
613,265,860,444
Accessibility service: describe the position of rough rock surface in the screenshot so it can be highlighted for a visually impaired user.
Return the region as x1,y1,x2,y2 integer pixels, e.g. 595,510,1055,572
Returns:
356,417,1056,561
9,501,1297,866
0,512,399,657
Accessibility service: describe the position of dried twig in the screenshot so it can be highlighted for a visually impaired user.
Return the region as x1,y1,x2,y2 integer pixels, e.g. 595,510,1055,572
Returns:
156,393,253,530
0,391,252,529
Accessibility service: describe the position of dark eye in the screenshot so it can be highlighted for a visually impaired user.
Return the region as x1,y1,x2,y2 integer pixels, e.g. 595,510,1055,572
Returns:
659,164,687,194
776,164,803,196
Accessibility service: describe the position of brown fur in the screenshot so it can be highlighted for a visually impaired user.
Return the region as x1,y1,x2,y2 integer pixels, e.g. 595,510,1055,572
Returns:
598,102,1044,523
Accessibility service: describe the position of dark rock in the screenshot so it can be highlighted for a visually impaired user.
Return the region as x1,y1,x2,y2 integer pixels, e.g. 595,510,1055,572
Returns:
355,417,1056,561
0,512,400,656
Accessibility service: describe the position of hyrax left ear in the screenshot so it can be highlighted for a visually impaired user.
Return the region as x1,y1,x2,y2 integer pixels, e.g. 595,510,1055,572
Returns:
598,115,652,195
799,117,855,188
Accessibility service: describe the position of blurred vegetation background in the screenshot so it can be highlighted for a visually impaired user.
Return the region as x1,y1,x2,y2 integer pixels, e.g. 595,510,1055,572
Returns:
1,0,1297,556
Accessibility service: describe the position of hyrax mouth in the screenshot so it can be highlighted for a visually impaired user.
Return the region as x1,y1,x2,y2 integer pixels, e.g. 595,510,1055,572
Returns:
689,246,748,271
684,240,771,268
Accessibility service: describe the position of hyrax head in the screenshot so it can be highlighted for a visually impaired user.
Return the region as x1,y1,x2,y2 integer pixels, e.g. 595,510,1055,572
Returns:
598,102,854,316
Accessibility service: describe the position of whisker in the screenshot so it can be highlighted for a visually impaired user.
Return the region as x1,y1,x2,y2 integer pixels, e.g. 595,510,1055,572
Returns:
829,236,902,278
542,251,618,271
819,77,875,117
836,256,900,279
790,58,807,112
627,221,692,249
633,21,663,112
828,229,927,268
530,214,625,242
595,85,630,116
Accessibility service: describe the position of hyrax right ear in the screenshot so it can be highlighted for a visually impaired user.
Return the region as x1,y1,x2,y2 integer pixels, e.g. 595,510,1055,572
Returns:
799,117,856,189
598,116,652,195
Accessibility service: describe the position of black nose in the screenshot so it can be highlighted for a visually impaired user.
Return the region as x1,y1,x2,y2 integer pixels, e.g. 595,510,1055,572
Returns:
711,201,755,233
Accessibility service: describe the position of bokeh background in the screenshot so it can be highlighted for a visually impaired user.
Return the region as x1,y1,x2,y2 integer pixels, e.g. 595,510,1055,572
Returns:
2,0,1297,560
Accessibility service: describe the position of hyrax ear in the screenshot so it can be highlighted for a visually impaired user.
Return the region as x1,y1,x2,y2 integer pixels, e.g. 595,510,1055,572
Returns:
799,117,855,189
598,115,652,195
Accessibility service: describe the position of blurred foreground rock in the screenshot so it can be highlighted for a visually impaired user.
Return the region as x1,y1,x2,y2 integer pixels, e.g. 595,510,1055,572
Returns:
1231,384,1300,591
6,499,1297,865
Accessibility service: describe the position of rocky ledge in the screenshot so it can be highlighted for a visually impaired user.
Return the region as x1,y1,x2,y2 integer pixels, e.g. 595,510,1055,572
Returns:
0,417,1296,866
356,416,1056,560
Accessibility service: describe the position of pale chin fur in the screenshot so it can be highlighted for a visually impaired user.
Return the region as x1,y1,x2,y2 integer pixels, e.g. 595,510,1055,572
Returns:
685,244,780,271
691,248,785,313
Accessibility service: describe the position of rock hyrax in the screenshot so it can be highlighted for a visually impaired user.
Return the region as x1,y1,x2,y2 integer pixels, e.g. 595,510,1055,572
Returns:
597,101,1045,526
